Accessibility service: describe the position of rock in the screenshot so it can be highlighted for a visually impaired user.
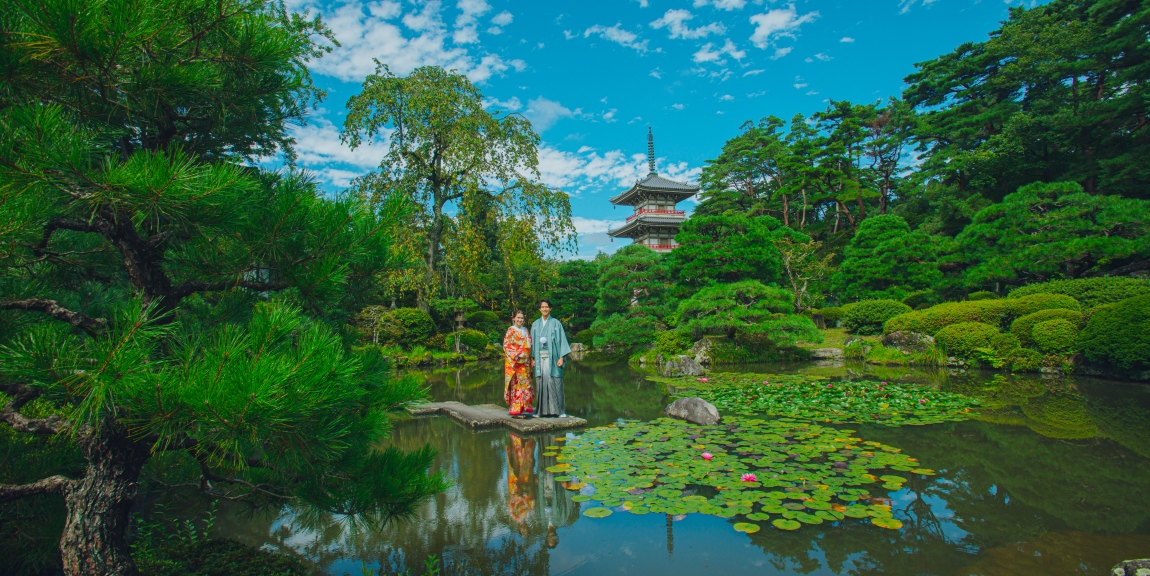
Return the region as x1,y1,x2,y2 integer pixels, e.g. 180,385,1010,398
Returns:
660,354,706,378
665,397,721,425
570,342,586,353
809,348,844,360
689,338,715,365
881,331,936,353
1112,559,1150,576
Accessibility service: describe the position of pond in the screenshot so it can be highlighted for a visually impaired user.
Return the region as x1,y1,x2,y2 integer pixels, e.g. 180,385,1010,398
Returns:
202,357,1150,575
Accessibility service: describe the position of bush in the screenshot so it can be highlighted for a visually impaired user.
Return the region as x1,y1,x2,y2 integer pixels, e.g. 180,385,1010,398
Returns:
1007,348,1044,372
967,290,999,300
466,310,501,330
883,294,1080,335
817,306,845,325
935,322,1000,358
390,307,434,344
592,314,658,349
137,539,307,576
1010,308,1083,348
655,329,695,357
1009,277,1150,310
572,329,599,345
427,333,448,351
1079,294,1150,371
843,300,912,335
991,332,1021,353
453,329,489,351
900,290,936,309
1032,319,1079,354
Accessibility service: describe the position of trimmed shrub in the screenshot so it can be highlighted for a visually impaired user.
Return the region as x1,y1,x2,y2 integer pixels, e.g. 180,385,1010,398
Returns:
1009,277,1150,310
428,333,447,351
901,290,936,309
1010,308,1083,348
1079,294,1150,371
935,322,1000,358
817,307,845,325
991,332,1021,353
843,300,912,335
592,314,658,349
1032,319,1078,354
967,290,999,301
466,310,501,329
655,329,695,357
453,328,489,351
572,329,598,345
1007,348,1044,373
389,307,434,344
883,293,1080,335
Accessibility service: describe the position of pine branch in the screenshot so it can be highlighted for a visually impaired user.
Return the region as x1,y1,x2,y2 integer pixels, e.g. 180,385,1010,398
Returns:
170,278,290,299
0,475,74,503
0,298,107,336
0,383,75,436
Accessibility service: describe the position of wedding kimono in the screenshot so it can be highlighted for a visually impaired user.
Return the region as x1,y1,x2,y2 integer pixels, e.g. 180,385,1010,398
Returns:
530,315,571,416
503,325,533,416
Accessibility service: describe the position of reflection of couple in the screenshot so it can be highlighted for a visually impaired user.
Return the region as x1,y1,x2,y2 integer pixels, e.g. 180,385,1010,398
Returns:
506,433,569,548
502,300,571,418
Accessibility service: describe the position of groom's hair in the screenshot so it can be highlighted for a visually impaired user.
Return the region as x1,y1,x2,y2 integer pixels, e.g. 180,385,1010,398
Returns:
538,299,552,307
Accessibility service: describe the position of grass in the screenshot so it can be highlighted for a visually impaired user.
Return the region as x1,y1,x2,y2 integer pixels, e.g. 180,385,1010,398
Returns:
796,328,880,350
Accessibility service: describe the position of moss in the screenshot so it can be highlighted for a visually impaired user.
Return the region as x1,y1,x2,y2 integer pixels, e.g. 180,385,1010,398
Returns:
1031,318,1079,354
654,329,694,357
1008,276,1150,310
842,299,912,335
884,293,1080,335
990,332,1021,353
1009,308,1083,348
1079,294,1150,372
935,321,1000,358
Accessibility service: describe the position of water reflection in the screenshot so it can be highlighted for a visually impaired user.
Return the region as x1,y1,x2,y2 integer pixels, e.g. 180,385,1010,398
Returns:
202,358,1150,576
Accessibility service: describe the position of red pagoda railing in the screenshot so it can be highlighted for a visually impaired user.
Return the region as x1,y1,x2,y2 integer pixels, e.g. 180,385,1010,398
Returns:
626,208,686,222
647,244,676,251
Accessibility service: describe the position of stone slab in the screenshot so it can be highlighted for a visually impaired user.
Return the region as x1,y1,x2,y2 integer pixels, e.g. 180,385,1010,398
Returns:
405,401,587,433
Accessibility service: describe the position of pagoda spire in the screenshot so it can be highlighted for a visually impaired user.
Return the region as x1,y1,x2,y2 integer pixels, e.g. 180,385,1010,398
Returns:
647,127,657,175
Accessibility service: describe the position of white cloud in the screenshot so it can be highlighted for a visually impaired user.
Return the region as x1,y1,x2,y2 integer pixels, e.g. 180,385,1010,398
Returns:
747,90,767,97
603,109,618,123
525,97,574,132
771,46,792,59
806,90,819,95
813,52,832,61
650,9,726,39
635,0,649,6
671,103,685,110
840,36,855,43
536,145,701,193
743,69,765,77
291,116,389,170
793,76,808,89
716,110,725,114
720,94,734,101
572,216,623,235
481,96,522,111
692,39,745,64
584,23,649,52
306,0,524,83
491,10,513,26
649,67,663,79
749,5,819,49
693,0,747,10
899,0,939,14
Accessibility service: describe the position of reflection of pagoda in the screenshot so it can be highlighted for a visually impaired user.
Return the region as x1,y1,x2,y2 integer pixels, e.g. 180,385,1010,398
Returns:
607,128,698,252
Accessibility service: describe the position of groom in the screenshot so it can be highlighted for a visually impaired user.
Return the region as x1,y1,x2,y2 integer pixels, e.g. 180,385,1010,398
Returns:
530,299,571,418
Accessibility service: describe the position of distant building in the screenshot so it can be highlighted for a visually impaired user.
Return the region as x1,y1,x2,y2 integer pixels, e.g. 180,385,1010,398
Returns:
606,128,699,252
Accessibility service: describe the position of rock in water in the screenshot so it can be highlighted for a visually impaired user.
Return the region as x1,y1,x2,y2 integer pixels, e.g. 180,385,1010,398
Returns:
1112,559,1150,576
689,338,715,365
660,354,705,377
665,398,721,425
881,331,936,353
809,348,844,360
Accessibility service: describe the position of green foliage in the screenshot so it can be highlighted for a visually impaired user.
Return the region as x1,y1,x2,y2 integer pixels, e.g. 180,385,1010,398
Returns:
389,308,435,345
674,281,808,345
990,332,1021,353
816,307,845,324
654,330,695,357
945,182,1150,290
843,300,912,335
1031,319,1079,355
453,329,489,351
137,540,307,576
1008,277,1150,310
591,314,657,350
1079,295,1150,371
466,311,501,330
572,328,599,346
552,259,600,331
1010,308,1083,348
967,291,998,301
669,214,800,290
1006,348,1044,373
900,290,937,309
935,322,1001,359
595,244,671,320
831,215,943,301
883,294,1080,335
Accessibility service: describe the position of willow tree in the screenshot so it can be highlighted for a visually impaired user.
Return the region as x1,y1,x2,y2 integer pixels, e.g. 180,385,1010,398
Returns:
0,1,444,574
342,65,575,311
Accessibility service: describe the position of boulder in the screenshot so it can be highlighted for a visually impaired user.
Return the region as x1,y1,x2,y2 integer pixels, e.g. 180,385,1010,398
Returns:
665,397,721,425
570,342,586,353
689,338,715,365
809,348,844,360
1112,559,1150,576
881,331,936,353
660,354,705,378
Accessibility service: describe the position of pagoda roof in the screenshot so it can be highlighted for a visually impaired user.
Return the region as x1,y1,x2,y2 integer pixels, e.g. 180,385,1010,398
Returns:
607,212,686,238
609,173,700,206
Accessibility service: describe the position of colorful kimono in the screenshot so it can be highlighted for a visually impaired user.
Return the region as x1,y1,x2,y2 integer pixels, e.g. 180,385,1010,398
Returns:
503,325,534,416
530,316,571,417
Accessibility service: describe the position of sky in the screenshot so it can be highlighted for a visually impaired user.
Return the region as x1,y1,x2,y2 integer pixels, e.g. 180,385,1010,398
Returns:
281,0,1043,259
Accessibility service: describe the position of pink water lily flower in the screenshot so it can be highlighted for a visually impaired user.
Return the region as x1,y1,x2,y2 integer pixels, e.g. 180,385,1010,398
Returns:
919,399,926,404
826,384,833,388
701,452,713,461
741,473,758,482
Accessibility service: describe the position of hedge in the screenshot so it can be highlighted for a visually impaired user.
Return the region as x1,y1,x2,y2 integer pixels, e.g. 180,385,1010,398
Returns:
817,306,845,324
1079,294,1150,371
843,300,912,335
967,290,999,301
1007,348,1043,372
389,308,434,344
1032,318,1079,354
900,290,936,309
1010,308,1083,348
1009,277,1150,310
935,322,1000,358
883,293,1080,336
453,328,489,351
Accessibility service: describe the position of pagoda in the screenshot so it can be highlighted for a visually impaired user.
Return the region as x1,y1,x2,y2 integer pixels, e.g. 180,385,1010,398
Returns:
607,128,699,251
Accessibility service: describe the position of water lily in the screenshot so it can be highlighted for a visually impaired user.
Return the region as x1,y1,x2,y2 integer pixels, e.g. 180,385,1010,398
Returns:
826,383,834,388
701,452,713,460
919,399,926,404
696,377,709,383
741,473,758,482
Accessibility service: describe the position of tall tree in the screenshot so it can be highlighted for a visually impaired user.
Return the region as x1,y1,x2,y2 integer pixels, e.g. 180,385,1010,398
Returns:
343,65,575,311
0,1,444,574
830,214,943,302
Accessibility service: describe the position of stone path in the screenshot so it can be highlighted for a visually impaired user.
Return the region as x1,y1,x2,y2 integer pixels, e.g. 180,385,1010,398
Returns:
406,401,587,433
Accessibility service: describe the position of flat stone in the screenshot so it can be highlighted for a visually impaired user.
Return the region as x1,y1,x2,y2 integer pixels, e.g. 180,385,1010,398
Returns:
1112,559,1150,576
405,401,587,433
665,397,721,425
809,347,844,360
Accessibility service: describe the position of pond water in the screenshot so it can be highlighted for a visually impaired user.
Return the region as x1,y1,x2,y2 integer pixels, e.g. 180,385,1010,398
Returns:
205,357,1150,576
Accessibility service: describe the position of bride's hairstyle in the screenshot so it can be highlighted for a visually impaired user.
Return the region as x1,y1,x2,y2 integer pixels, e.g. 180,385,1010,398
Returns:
512,309,525,321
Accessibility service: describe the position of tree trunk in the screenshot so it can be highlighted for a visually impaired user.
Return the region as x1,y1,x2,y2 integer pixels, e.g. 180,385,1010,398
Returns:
421,195,447,313
781,194,790,227
800,187,807,229
60,424,150,576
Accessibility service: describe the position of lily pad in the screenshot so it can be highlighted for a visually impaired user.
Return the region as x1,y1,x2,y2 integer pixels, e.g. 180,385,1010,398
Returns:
553,475,572,482
871,517,904,529
564,482,586,490
773,518,801,531
571,495,591,503
733,522,761,534
583,507,612,518
746,512,771,521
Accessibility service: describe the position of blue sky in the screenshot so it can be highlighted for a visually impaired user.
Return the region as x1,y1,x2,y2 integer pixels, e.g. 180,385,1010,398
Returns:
283,0,1043,258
